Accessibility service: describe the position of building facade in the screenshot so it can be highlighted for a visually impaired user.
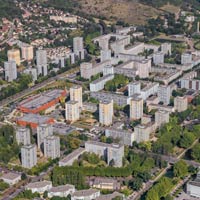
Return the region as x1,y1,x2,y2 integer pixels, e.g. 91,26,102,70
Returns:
44,136,60,159
7,49,20,66
37,124,53,150
99,100,113,126
174,96,188,112
65,101,80,122
4,60,17,82
158,85,171,105
21,144,37,169
36,49,48,76
130,97,143,120
16,127,31,146
70,85,83,108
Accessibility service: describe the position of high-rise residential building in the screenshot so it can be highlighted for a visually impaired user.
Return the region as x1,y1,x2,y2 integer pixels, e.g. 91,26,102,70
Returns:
73,37,84,59
134,123,155,143
37,124,53,149
85,141,124,167
4,60,17,82
181,53,192,65
153,52,164,65
174,96,188,112
158,85,171,105
65,101,80,122
21,144,37,169
155,110,170,128
103,65,114,76
21,45,34,61
161,43,171,55
80,62,93,79
128,82,141,96
36,49,48,76
16,127,31,146
101,50,111,62
7,49,21,66
130,97,143,120
99,100,113,126
44,136,60,159
105,128,134,146
70,85,83,108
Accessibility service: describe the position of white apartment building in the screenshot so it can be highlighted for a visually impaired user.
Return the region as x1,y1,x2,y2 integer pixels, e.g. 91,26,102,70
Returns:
71,189,100,200
4,60,17,82
99,100,113,126
48,184,75,198
73,37,84,59
153,52,164,65
103,65,114,76
70,85,83,108
16,127,31,146
134,123,156,143
37,124,53,150
161,43,171,55
90,74,114,92
101,50,111,62
181,53,192,65
158,85,171,105
105,128,134,146
26,181,52,194
174,96,188,112
128,82,141,96
0,172,21,186
65,101,80,122
44,135,60,159
36,49,48,76
21,144,37,169
85,141,124,167
130,97,143,120
80,60,111,80
155,110,170,128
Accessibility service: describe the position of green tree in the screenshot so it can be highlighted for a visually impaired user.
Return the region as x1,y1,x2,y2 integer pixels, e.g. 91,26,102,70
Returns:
129,178,143,191
179,131,195,148
146,188,159,200
191,144,200,161
173,160,188,178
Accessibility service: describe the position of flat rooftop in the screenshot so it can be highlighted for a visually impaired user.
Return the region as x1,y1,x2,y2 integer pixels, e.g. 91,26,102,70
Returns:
53,123,75,135
49,184,74,193
59,148,85,164
19,89,65,110
18,114,53,124
72,189,99,197
1,172,21,180
26,181,52,189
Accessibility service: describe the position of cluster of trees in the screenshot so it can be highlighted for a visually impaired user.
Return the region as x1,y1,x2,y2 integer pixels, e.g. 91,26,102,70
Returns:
140,0,182,7
0,74,32,101
146,177,174,200
52,167,87,189
0,125,20,163
173,160,188,178
152,117,198,155
28,158,58,176
0,180,9,192
0,0,23,20
14,190,40,199
105,75,129,92
81,152,102,165
191,143,200,161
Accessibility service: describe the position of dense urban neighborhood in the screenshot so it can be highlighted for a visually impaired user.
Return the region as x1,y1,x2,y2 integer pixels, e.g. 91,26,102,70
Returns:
2,0,200,200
